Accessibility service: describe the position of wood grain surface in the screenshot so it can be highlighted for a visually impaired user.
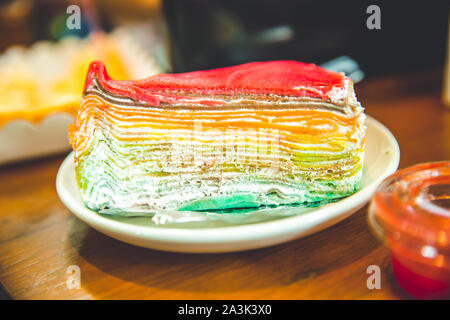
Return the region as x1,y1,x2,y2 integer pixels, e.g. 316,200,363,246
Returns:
0,69,448,300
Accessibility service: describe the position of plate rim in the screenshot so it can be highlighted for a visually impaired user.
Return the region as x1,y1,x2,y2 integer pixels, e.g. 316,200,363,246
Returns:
56,115,400,251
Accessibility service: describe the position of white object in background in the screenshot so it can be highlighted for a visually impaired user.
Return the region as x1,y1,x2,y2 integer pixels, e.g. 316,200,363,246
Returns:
56,116,400,253
0,27,162,165
0,113,73,164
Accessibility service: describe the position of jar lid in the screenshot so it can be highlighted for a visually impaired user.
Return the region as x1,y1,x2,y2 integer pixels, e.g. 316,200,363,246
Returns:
369,162,450,298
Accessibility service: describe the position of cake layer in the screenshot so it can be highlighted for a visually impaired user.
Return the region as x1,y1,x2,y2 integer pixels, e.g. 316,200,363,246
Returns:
70,61,365,214
84,60,359,107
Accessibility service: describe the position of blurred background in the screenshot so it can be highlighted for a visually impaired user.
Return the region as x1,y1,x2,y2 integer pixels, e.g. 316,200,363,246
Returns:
0,0,448,74
0,0,449,163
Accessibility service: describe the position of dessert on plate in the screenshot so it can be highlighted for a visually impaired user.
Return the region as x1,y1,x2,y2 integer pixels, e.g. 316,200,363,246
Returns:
69,60,366,214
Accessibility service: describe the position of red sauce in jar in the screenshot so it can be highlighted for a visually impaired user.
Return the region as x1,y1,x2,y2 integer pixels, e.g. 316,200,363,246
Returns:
369,162,450,299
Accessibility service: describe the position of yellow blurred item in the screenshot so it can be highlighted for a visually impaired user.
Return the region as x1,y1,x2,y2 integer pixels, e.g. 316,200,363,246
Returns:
0,30,156,127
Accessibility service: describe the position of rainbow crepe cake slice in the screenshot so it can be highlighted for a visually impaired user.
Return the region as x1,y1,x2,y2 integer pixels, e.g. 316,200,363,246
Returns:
69,61,365,215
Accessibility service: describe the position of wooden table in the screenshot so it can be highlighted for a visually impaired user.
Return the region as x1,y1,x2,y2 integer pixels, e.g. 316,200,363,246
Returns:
0,69,448,300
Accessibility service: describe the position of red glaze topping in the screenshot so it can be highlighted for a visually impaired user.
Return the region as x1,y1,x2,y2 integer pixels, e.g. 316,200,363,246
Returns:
85,60,349,106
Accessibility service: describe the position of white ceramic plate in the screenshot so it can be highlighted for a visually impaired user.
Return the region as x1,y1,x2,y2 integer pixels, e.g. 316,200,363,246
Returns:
56,116,400,253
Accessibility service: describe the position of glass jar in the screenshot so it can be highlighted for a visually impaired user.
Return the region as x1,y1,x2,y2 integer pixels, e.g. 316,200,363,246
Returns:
368,162,450,299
